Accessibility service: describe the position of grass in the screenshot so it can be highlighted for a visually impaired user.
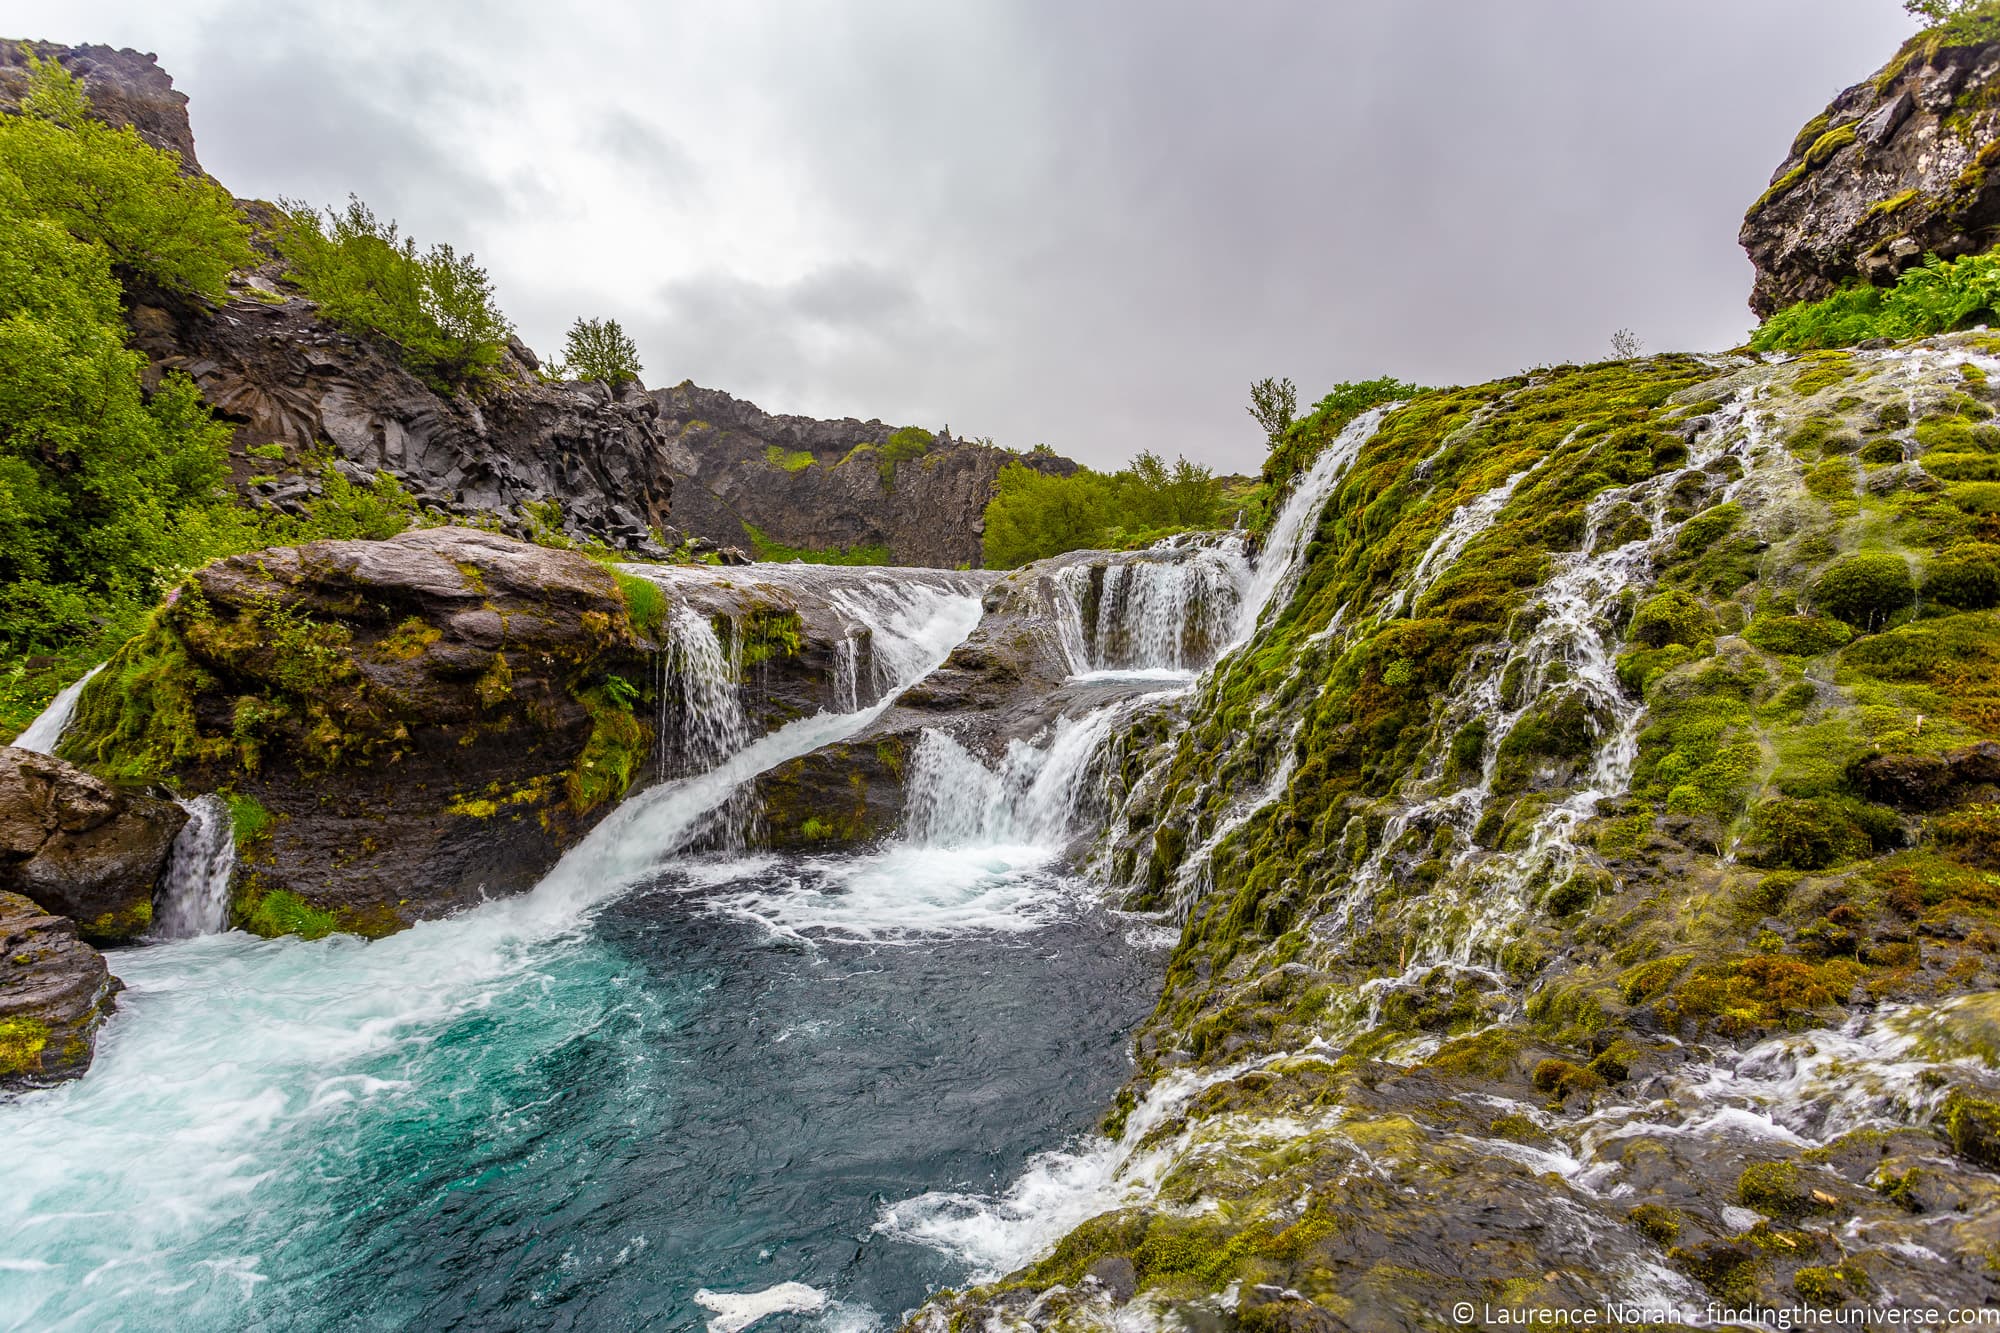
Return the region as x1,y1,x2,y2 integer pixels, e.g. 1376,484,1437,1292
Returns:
743,524,891,565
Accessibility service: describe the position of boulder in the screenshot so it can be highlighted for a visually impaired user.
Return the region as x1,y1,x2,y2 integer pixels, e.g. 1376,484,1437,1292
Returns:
0,747,185,942
0,891,121,1090
1741,29,2000,316
60,528,654,936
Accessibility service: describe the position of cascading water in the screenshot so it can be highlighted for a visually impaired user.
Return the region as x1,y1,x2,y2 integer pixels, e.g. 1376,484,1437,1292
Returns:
903,707,1133,850
655,603,749,782
153,794,236,939
1049,537,1251,676
0,573,1170,1333
10,663,104,755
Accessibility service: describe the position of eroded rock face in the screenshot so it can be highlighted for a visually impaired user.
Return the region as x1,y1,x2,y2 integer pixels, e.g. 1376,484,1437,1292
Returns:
0,41,200,170
0,747,185,942
61,528,654,936
1741,31,2000,316
126,281,679,556
655,382,1077,568
0,891,120,1091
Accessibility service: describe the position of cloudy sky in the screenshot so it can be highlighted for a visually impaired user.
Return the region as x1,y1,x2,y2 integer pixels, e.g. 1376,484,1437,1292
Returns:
6,0,1913,470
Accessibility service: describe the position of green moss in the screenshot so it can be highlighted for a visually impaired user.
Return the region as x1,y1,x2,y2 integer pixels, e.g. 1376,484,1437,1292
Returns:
1675,502,1742,555
1744,613,1854,656
737,606,805,670
1794,1262,1871,1304
1737,1161,1825,1218
566,682,646,815
239,888,338,940
1809,552,1915,628
877,426,934,488
1628,1203,1683,1245
1629,588,1717,649
1939,1089,2000,1168
0,1016,52,1076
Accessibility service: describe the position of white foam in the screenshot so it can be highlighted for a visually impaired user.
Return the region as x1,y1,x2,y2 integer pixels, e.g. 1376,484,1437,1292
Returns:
11,663,104,754
694,843,1075,943
694,1281,828,1333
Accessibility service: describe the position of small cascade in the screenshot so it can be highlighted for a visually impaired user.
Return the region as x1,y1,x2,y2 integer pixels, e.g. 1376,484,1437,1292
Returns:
1230,406,1388,648
831,633,861,713
655,605,749,784
11,663,105,755
1322,388,1772,965
904,707,1132,849
153,794,236,939
1050,537,1252,675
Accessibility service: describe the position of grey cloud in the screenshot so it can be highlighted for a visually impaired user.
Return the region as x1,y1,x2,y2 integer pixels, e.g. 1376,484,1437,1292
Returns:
596,108,700,196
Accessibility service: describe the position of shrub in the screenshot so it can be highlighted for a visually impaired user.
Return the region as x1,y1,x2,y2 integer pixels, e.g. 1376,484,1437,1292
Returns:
0,54,253,300
1925,541,2000,608
274,196,513,392
982,450,1226,567
1808,552,1916,628
1750,251,2000,351
560,316,642,387
1263,376,1426,491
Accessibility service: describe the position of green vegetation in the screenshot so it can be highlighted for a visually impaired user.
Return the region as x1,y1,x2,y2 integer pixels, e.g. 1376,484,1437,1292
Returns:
1904,0,2000,44
1261,376,1429,497
1246,375,1297,444
273,195,512,392
743,523,890,565
763,444,816,472
558,315,642,387
1750,252,2000,351
238,887,338,940
981,450,1228,567
875,426,934,487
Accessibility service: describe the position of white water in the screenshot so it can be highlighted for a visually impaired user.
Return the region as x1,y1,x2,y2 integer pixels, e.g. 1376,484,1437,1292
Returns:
10,663,104,754
695,1282,828,1333
1230,406,1386,649
154,794,237,939
0,580,987,1328
904,703,1138,852
656,604,748,781
1050,538,1251,675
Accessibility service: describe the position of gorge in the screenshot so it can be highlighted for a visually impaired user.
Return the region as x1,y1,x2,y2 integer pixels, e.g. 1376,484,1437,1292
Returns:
5,11,2000,1333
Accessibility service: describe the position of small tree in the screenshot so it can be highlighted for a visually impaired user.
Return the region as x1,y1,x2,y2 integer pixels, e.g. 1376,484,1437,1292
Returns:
561,317,643,387
1610,328,1643,359
1248,376,1297,446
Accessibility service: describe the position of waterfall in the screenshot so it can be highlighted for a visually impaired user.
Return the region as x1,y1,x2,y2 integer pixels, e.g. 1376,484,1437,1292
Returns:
153,794,235,939
1230,406,1386,648
656,605,749,783
903,706,1131,849
1050,538,1252,675
12,664,105,755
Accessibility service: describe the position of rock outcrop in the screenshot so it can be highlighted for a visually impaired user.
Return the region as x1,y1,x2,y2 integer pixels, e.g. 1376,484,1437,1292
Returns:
0,41,200,170
60,528,656,937
0,747,186,943
0,891,120,1091
128,274,679,556
655,382,1077,568
1742,25,2000,316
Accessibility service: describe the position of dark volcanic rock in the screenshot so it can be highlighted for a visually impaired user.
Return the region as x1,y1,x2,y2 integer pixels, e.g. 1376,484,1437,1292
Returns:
0,41,200,170
126,279,679,556
0,747,186,943
654,382,1077,568
0,891,120,1090
1741,30,2000,316
62,529,655,937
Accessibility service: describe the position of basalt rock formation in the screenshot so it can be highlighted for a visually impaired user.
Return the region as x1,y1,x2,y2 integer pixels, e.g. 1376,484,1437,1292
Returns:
0,747,186,943
656,381,1077,568
1742,24,2000,317
0,891,120,1091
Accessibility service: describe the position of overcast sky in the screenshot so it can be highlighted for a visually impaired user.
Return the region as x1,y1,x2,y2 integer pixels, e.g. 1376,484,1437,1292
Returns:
4,0,1914,471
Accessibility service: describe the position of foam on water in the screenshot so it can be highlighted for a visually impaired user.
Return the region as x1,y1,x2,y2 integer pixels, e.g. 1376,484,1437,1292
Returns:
695,1281,828,1333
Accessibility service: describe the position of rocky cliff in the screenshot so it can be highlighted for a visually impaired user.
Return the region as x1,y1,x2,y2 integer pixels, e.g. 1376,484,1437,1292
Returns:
1742,22,2000,317
656,381,1076,567
0,41,201,170
0,891,120,1091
